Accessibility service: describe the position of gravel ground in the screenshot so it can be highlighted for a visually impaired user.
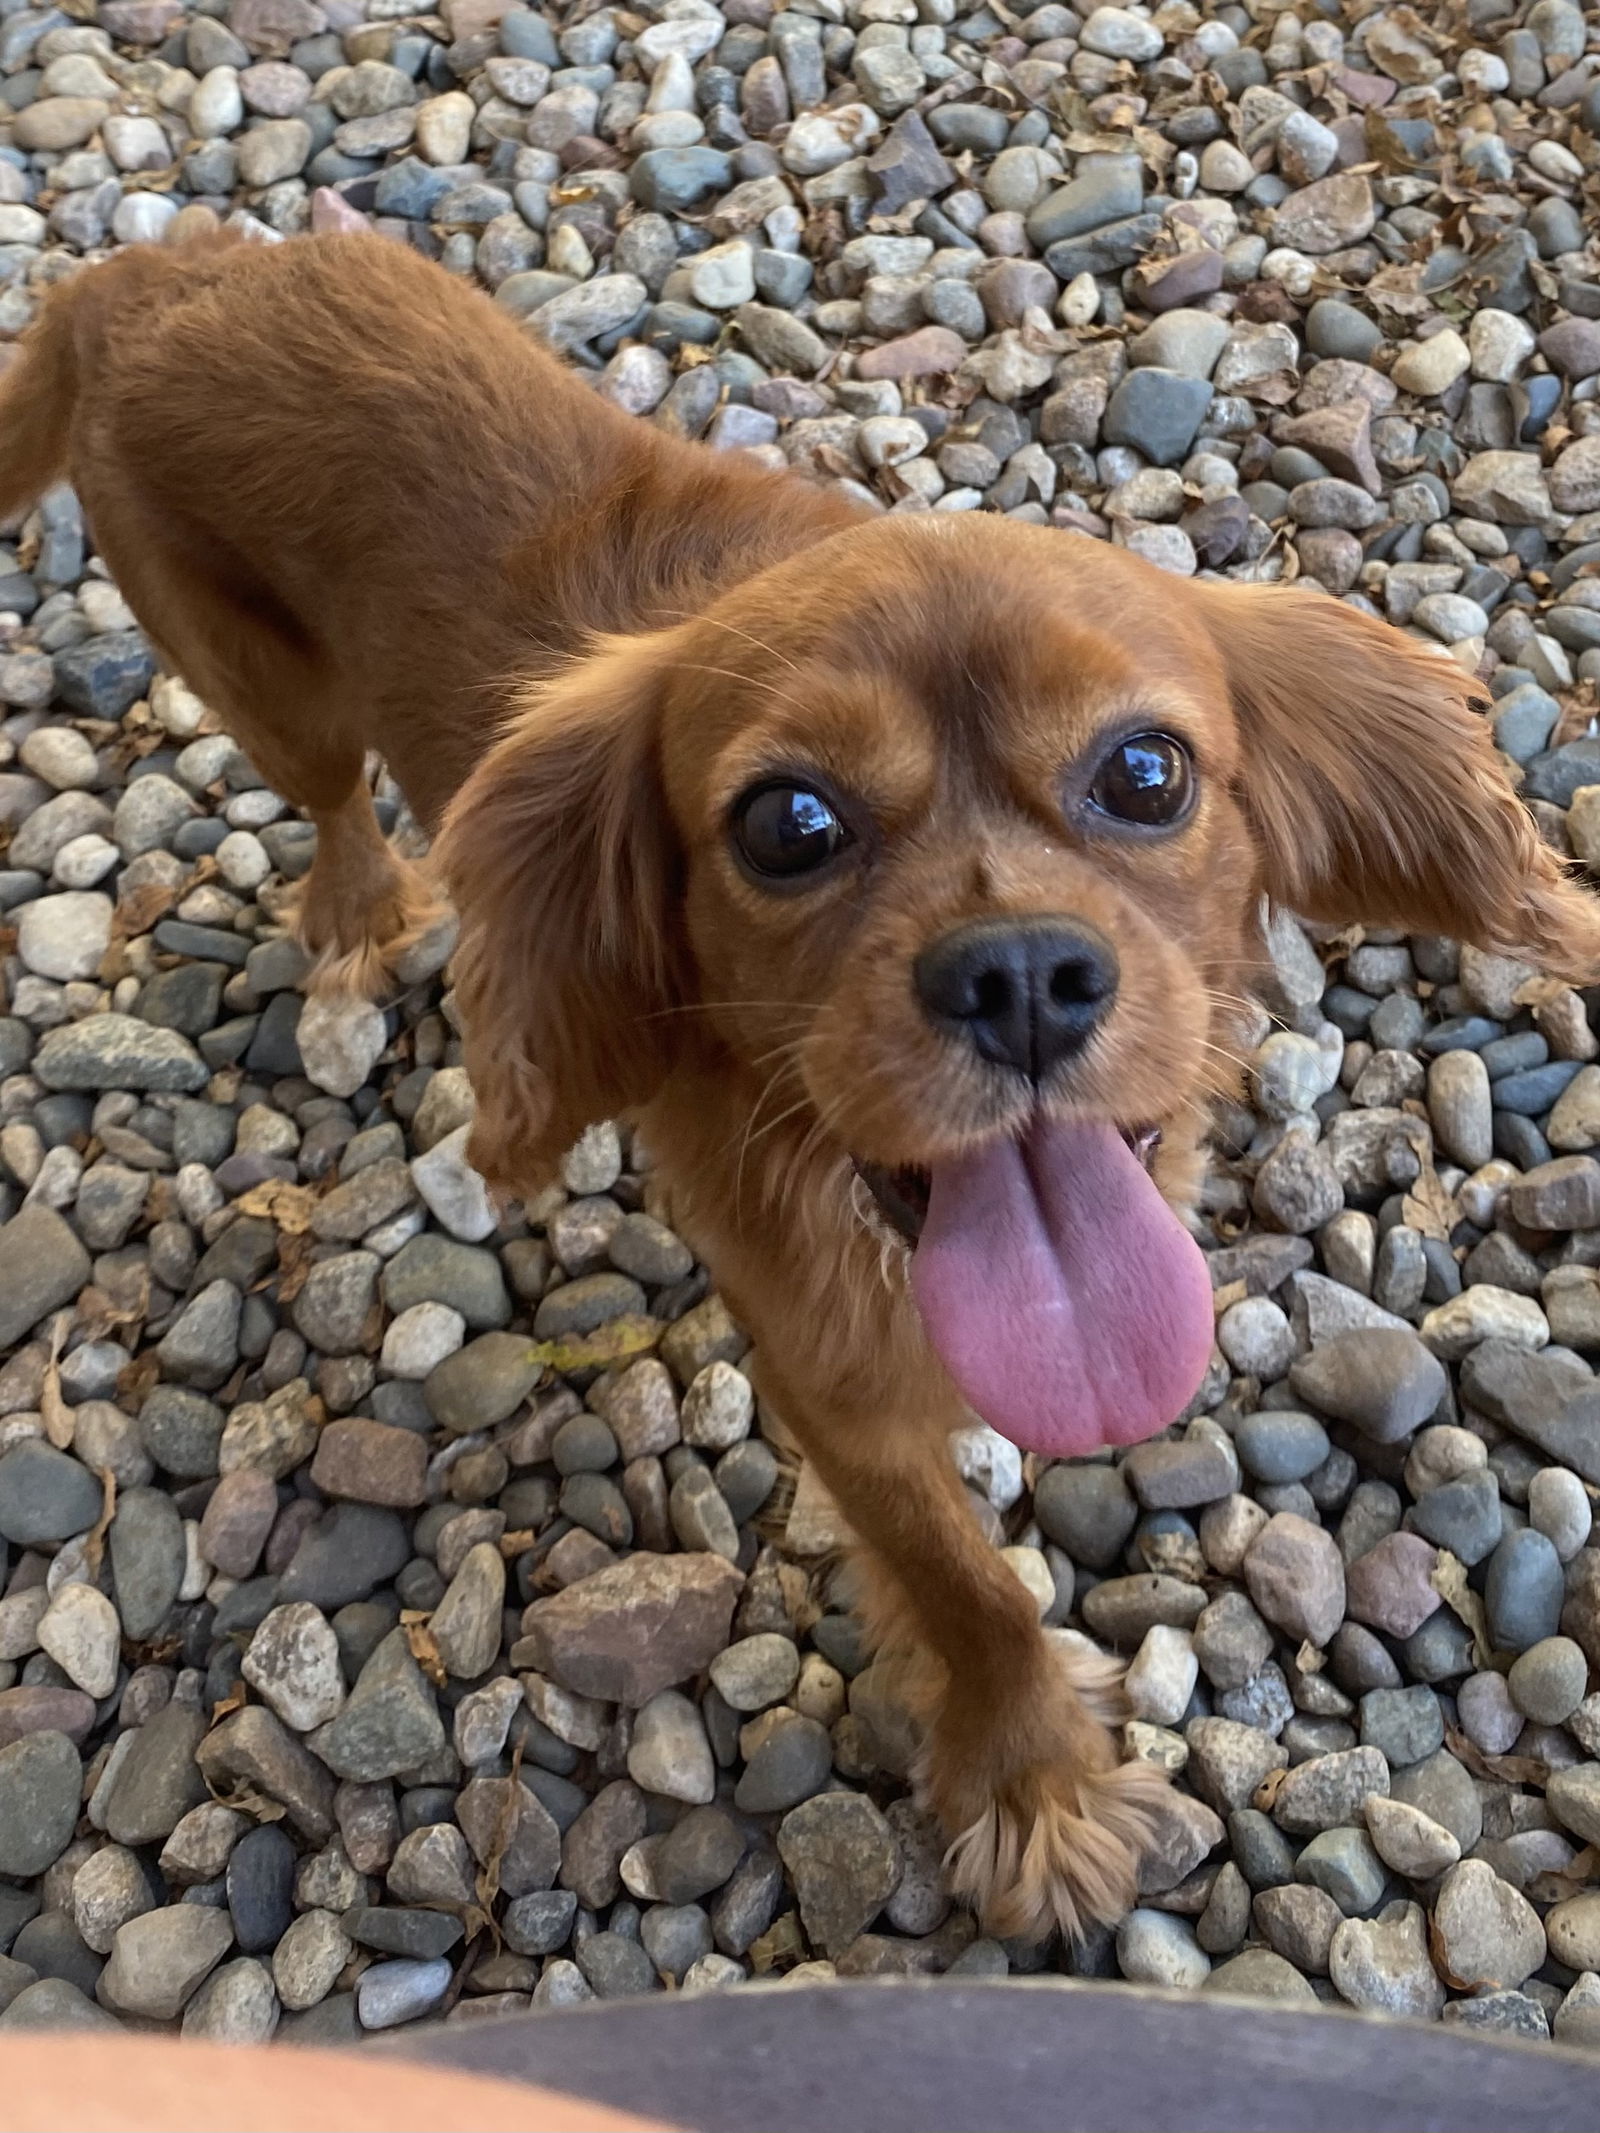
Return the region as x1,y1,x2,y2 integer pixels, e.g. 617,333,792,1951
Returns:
2,0,1600,2060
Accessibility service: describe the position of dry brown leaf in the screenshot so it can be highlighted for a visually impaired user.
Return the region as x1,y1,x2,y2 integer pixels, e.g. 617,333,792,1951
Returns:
1527,1845,1600,1905
1402,1163,1458,1245
207,1778,288,1822
116,1350,161,1408
81,1467,116,1580
275,1228,318,1305
1553,690,1599,750
235,1178,321,1233
779,1560,817,1635
1432,1552,1493,1669
1445,1723,1549,1790
1211,1279,1249,1317
210,1685,248,1725
749,1912,807,1975
107,875,185,946
402,1612,447,1688
499,1528,535,1558
472,1741,525,1943
41,1314,72,1450
1513,975,1576,1012
1253,1766,1289,1812
528,1316,663,1374
1427,1908,1478,1994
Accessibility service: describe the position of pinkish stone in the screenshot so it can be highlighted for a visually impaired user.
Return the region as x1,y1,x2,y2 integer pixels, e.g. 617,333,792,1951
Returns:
854,326,968,381
310,187,373,236
1276,400,1381,495
1345,1531,1441,1639
199,1467,279,1580
0,1684,96,1749
99,0,184,40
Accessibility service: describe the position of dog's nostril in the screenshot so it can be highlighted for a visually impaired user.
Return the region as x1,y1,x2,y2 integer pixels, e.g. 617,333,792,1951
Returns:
1049,956,1108,1008
972,968,1013,1021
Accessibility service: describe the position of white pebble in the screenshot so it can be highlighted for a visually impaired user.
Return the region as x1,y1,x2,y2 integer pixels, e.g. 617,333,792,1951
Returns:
950,1423,1024,1511
112,192,179,245
1529,1465,1591,1562
410,1122,496,1242
19,725,98,790
190,64,244,135
38,1580,121,1697
1002,1544,1055,1617
297,993,387,1099
17,890,112,981
1125,1624,1198,1725
150,675,208,738
381,1300,465,1378
214,829,271,892
51,833,119,889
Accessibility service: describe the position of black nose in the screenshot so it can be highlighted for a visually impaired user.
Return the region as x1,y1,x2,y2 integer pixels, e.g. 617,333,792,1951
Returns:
914,917,1120,1082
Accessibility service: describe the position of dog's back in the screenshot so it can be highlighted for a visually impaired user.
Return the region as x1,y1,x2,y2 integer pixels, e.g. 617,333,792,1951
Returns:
0,233,855,824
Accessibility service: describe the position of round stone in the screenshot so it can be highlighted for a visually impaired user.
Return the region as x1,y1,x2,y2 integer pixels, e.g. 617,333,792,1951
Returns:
709,1634,801,1713
1507,1636,1589,1724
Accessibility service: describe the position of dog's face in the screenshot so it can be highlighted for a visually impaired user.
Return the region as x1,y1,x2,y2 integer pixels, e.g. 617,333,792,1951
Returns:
440,517,1600,1452
657,520,1254,1186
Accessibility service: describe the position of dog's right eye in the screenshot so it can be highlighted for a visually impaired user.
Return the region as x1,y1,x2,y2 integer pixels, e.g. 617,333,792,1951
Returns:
732,781,850,881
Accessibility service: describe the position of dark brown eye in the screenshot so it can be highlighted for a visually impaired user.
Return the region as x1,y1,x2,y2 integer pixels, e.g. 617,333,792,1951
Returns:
1088,733,1194,828
732,781,850,880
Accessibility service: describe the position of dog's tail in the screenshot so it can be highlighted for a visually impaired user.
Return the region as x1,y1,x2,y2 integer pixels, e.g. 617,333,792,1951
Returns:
0,234,245,523
0,272,85,522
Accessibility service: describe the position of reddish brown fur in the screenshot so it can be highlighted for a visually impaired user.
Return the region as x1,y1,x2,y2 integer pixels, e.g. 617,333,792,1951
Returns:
7,231,1599,1940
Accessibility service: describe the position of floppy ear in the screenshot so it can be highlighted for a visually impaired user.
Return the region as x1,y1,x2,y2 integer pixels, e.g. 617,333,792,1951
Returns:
1202,581,1600,981
434,631,686,1198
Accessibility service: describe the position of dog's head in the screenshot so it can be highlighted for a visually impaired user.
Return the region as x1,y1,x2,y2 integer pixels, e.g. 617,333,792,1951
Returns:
438,517,1600,1454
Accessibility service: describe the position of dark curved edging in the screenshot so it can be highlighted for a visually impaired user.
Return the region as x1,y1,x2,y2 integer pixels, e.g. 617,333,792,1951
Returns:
380,1975,1600,2133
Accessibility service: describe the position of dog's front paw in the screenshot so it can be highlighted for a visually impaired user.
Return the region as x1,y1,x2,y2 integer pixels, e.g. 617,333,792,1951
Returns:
934,1746,1172,1943
918,1636,1172,1943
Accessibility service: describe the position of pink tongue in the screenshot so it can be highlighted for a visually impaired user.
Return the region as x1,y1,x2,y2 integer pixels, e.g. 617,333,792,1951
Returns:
910,1119,1215,1457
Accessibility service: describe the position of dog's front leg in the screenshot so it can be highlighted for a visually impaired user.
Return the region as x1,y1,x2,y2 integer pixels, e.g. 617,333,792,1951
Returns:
760,1355,1171,1943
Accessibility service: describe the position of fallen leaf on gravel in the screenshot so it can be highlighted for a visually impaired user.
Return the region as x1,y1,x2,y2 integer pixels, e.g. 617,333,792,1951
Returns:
1514,976,1578,1012
402,1612,446,1687
749,1912,806,1975
207,1778,287,1822
1432,1552,1492,1668
473,1740,525,1932
80,1270,148,1347
236,1179,321,1232
528,1316,662,1374
81,1467,116,1579
1426,1910,1478,1995
1528,1846,1600,1904
1446,1724,1548,1789
41,1315,71,1450
116,1351,161,1407
1253,1767,1290,1811
1403,1164,1457,1244
275,1229,318,1304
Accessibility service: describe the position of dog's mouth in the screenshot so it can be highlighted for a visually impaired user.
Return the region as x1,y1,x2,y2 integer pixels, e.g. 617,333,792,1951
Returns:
855,1117,1213,1462
854,1125,1161,1247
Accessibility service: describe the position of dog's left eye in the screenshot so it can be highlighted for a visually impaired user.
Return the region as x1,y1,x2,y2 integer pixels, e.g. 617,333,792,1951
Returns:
1088,733,1194,827
732,781,850,880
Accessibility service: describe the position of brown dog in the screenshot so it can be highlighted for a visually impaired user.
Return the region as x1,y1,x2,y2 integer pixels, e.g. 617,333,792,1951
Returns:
4,231,1596,1940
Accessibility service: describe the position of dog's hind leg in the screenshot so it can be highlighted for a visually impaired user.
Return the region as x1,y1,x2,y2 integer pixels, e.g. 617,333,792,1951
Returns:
81,492,447,1004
